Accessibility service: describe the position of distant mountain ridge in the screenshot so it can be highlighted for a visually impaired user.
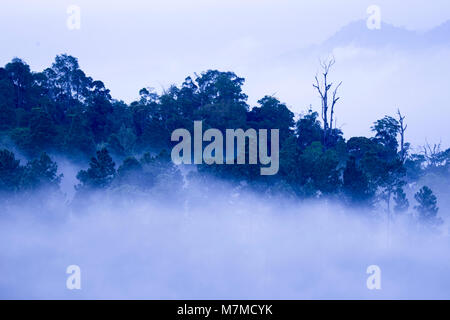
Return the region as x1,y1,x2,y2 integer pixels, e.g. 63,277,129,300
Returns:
426,20,450,44
317,19,450,51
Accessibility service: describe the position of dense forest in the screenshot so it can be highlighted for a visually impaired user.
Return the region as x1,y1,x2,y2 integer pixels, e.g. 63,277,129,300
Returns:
0,54,448,228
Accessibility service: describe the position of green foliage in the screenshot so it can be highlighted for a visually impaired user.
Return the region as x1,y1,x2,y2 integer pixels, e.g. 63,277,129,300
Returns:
20,152,62,190
247,96,294,145
0,149,62,194
0,68,16,130
404,154,426,180
116,156,149,189
393,187,409,214
0,55,446,224
347,137,378,161
108,125,137,157
29,109,57,152
10,127,33,152
63,112,96,156
414,186,442,226
279,135,301,183
196,70,248,106
296,109,323,149
343,156,374,205
371,116,400,156
0,149,23,192
76,148,116,189
298,142,341,196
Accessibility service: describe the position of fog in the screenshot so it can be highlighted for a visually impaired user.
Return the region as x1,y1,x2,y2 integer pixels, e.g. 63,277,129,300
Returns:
1,0,449,300
1,165,449,300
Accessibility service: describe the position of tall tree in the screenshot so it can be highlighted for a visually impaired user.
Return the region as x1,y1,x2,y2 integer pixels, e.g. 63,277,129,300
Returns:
312,58,342,148
371,116,400,160
76,148,116,189
20,152,62,190
295,109,323,150
414,186,442,226
397,109,409,162
393,187,409,214
4,58,34,110
45,54,91,109
247,96,294,146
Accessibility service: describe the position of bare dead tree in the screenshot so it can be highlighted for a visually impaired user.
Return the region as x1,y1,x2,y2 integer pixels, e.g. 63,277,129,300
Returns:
423,140,442,167
397,109,408,162
313,57,342,147
330,81,342,133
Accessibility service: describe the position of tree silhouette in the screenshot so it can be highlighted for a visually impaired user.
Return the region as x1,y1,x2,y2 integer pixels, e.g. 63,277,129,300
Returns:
76,148,116,189
414,186,442,226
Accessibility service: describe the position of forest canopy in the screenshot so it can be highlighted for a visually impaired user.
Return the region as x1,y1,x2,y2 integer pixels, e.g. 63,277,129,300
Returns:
0,54,448,227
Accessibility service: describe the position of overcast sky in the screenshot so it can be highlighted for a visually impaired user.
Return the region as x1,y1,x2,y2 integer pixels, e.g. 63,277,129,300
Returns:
1,0,449,147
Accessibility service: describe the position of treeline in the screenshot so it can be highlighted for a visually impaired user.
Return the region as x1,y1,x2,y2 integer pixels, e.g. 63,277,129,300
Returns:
0,55,448,226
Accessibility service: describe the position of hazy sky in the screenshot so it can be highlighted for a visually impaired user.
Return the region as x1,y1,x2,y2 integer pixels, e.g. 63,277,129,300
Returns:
1,0,449,147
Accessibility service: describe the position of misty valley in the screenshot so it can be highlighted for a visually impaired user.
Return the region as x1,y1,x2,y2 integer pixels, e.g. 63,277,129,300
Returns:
0,54,449,299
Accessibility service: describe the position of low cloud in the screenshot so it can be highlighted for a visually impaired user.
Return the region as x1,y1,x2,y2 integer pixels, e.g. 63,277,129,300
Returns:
0,172,449,299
